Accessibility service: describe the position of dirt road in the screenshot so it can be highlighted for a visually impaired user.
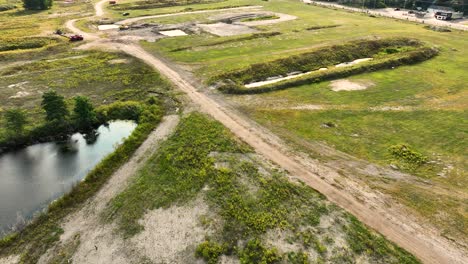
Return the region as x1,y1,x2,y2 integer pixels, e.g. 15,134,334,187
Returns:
306,0,468,31
94,0,107,17
60,6,467,264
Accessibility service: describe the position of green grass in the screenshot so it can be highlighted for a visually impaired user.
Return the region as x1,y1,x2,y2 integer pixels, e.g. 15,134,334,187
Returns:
139,0,467,242
106,112,419,263
105,0,254,19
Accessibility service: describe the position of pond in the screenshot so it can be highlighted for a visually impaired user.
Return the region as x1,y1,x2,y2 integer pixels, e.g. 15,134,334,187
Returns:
0,121,137,235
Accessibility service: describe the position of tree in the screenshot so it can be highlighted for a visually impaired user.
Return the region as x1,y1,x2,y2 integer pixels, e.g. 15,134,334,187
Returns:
73,96,97,129
41,90,69,122
4,108,27,136
23,0,52,10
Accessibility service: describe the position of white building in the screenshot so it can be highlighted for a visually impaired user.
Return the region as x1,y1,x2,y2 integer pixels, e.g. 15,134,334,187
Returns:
427,5,463,20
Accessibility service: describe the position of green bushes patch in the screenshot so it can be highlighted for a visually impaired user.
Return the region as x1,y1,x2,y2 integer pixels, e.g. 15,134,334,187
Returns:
0,37,58,52
105,112,249,237
389,144,427,166
0,4,16,11
212,38,438,94
105,113,419,263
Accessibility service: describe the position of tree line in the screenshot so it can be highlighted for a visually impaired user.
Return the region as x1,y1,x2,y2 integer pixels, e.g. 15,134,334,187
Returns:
22,0,52,10
3,90,97,138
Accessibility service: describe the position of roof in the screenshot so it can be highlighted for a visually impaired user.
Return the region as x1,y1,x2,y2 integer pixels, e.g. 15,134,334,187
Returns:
428,5,455,12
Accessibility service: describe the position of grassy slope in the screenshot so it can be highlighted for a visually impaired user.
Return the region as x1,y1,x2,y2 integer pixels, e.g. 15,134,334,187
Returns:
106,113,420,263
135,0,467,241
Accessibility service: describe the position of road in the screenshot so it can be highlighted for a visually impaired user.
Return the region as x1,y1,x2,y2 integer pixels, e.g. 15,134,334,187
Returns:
305,0,468,31
63,3,467,264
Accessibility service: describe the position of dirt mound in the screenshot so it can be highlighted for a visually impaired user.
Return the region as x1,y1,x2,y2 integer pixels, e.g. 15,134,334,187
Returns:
330,79,374,91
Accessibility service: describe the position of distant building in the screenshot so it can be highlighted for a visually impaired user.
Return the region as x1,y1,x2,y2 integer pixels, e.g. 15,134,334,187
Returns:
427,5,463,20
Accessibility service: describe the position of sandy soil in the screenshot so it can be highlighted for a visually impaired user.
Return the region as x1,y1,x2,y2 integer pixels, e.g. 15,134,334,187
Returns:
198,22,258,36
132,197,210,263
0,255,19,264
330,79,374,91
49,5,468,264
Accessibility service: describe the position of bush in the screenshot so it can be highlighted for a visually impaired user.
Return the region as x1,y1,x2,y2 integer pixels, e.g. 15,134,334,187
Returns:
388,144,427,165
23,0,52,10
196,241,227,264
0,4,16,11
97,101,144,122
239,238,282,264
0,37,57,52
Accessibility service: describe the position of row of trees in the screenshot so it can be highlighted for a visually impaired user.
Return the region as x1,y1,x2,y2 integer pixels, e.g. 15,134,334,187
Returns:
22,0,52,10
3,91,97,137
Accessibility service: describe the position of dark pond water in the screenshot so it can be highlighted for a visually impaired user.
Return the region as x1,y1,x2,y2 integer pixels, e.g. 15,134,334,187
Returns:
0,121,136,235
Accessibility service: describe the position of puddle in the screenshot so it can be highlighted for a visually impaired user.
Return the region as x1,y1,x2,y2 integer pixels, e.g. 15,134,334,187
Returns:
159,30,188,37
98,25,120,31
198,22,257,36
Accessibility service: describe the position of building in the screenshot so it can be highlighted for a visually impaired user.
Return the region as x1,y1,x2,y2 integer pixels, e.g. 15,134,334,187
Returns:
427,5,463,20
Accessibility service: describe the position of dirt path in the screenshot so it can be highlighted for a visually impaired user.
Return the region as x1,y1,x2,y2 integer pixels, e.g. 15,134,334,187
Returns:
59,7,468,264
306,0,468,31
94,0,107,17
38,115,180,263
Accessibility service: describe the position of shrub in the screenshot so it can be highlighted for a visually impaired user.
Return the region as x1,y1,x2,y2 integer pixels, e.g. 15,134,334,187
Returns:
196,241,227,264
0,4,16,11
239,238,282,264
0,37,57,52
388,144,427,165
23,0,52,10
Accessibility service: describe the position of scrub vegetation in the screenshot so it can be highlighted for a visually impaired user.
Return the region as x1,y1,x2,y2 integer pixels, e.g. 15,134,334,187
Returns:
106,113,419,263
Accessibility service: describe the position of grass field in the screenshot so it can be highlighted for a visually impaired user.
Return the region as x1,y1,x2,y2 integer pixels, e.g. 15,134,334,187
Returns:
134,0,467,243
106,113,420,263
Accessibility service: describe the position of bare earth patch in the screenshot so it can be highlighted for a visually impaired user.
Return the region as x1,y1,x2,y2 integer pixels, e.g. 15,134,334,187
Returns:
198,23,258,36
330,79,374,91
131,197,210,263
0,255,19,264
107,58,130,64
